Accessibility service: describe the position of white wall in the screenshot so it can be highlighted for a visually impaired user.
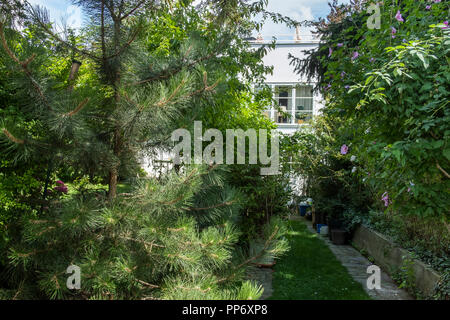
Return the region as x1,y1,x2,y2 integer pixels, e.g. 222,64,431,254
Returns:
255,42,318,83
251,41,324,135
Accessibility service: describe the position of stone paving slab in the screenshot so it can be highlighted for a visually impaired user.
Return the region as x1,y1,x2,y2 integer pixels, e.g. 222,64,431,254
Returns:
247,267,273,300
290,215,413,300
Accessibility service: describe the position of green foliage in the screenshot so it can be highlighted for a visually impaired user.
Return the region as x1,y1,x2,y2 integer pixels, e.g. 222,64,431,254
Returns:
284,115,374,221
0,0,293,300
289,0,449,299
296,0,450,219
4,166,288,299
0,159,41,262
391,256,418,297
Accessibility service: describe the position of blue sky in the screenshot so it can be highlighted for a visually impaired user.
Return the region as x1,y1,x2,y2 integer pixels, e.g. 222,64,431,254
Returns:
27,0,349,38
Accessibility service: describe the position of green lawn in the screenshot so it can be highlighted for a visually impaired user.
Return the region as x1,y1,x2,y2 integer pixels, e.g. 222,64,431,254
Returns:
269,219,370,300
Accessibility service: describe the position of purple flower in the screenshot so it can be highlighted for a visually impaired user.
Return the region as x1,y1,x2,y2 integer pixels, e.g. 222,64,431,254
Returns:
442,21,449,29
351,51,359,60
395,10,404,23
402,38,407,43
54,185,68,194
434,0,441,3
341,71,346,78
340,144,349,155
344,85,350,90
369,57,375,63
337,43,344,47
56,180,65,185
391,26,397,38
381,192,390,207
325,83,332,90
425,5,431,10
328,47,333,57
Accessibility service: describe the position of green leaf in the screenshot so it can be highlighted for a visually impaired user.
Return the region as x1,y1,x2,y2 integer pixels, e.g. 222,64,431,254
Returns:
443,148,450,161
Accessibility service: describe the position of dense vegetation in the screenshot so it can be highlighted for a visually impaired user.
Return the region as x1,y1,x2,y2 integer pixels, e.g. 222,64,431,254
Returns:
0,0,295,299
288,0,449,299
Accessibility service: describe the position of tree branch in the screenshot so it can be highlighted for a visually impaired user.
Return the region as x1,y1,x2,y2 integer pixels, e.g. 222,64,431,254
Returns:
105,27,141,60
63,98,90,117
131,43,224,86
120,0,146,21
136,279,159,289
0,22,48,105
189,200,235,211
2,128,25,144
29,6,100,61
436,161,450,179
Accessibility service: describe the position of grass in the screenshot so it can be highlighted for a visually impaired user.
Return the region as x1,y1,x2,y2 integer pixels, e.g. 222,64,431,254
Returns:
269,219,370,300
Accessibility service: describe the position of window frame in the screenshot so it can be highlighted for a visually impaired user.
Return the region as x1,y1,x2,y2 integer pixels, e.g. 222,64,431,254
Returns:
256,82,315,125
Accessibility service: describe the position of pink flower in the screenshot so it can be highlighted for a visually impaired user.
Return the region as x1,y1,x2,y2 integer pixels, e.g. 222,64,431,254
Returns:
442,21,448,29
54,185,68,194
381,192,390,207
351,51,359,60
56,180,65,185
340,144,349,155
434,0,441,3
391,26,397,38
425,5,431,10
395,10,404,23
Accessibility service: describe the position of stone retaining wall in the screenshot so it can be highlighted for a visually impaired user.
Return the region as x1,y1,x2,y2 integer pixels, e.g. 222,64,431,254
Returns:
352,225,441,297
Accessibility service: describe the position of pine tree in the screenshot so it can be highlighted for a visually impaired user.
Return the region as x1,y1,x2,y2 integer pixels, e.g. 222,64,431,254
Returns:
2,165,288,299
0,0,293,299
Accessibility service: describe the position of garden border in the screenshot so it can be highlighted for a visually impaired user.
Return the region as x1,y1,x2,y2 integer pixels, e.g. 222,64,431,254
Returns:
352,225,442,297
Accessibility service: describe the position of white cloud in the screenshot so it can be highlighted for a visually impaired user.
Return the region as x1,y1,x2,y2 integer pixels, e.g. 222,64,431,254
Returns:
259,0,351,39
27,0,82,31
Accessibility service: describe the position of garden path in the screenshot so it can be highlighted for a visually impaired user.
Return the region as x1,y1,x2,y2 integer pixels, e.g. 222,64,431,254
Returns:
292,215,413,300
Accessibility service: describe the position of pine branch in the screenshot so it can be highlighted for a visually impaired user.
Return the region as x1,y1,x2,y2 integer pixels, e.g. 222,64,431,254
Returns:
63,98,90,117
2,128,25,144
189,200,235,211
0,22,49,105
216,226,280,284
105,27,141,60
136,279,159,289
119,236,165,251
155,79,186,107
119,0,146,21
28,6,100,62
131,42,225,86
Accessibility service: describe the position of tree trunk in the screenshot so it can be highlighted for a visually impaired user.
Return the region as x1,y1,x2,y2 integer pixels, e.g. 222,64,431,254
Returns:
108,167,118,200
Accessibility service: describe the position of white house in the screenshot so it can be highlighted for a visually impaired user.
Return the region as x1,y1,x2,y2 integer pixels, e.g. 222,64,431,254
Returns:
141,33,323,175
249,34,323,135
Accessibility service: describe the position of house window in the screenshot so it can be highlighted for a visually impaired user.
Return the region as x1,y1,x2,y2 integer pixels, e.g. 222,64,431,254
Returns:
255,84,314,125
274,85,293,124
294,84,313,124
